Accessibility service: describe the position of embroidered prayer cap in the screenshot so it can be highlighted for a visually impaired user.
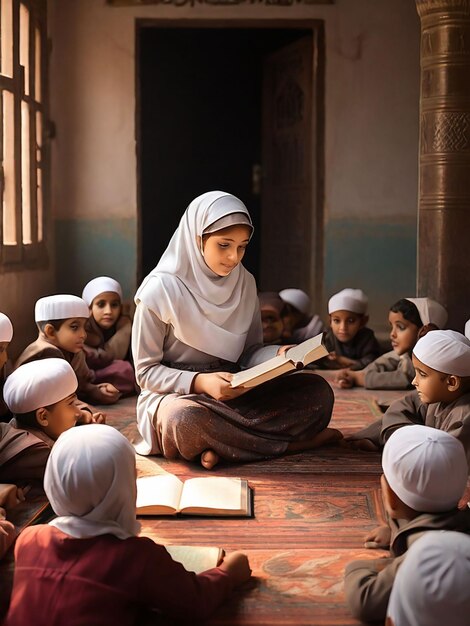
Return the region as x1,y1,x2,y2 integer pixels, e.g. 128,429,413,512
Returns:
328,288,368,315
202,211,253,236
465,318,470,340
387,531,470,626
35,294,89,322
382,425,468,513
4,358,78,413
0,313,13,342
405,297,447,328
45,423,140,540
413,329,470,377
279,289,311,315
82,276,123,307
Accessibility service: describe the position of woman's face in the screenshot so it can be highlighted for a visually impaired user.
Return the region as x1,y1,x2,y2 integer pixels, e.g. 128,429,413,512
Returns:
200,224,251,277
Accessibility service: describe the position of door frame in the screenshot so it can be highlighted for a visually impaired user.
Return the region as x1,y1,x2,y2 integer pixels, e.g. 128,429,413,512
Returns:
135,19,325,301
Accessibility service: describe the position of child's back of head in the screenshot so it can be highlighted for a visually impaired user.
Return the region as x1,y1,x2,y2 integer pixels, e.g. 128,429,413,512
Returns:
382,424,468,514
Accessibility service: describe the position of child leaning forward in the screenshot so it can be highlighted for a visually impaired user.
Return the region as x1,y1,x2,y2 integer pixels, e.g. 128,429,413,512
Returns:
3,424,251,626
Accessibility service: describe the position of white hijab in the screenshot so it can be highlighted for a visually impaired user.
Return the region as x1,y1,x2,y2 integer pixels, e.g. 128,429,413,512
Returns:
46,424,141,540
135,191,259,362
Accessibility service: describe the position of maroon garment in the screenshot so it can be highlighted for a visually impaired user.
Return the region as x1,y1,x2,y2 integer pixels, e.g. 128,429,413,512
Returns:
4,525,234,626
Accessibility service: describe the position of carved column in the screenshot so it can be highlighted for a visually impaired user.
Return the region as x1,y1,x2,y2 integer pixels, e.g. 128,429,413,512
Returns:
416,0,470,330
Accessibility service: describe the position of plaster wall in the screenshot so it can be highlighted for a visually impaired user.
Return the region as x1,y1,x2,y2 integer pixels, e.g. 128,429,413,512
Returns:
49,0,420,331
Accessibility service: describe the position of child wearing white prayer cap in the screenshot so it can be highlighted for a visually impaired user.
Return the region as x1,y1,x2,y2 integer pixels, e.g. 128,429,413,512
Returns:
15,294,120,406
337,296,447,390
3,424,251,626
316,288,380,371
279,288,324,342
345,425,470,623
82,277,136,396
386,531,470,626
0,312,14,421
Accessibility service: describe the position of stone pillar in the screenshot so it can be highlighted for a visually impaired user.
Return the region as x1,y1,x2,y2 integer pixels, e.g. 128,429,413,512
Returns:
416,0,470,331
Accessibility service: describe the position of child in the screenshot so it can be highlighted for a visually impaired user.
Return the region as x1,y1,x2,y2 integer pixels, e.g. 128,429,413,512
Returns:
258,291,287,344
279,288,324,342
1,359,105,483
344,425,470,623
15,294,120,405
132,191,339,469
82,276,136,396
3,424,252,625
336,296,447,389
0,485,22,559
318,288,380,370
0,312,14,421
386,531,470,626
347,329,470,453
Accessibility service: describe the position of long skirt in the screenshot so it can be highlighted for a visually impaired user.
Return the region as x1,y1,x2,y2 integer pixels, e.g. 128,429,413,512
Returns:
153,371,334,463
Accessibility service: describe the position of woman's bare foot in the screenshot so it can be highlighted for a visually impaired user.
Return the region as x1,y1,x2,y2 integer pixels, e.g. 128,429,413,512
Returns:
201,449,220,470
287,427,343,453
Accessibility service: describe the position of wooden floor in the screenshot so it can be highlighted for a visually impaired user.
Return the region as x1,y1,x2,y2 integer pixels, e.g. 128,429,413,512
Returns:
106,377,404,626
1,376,405,625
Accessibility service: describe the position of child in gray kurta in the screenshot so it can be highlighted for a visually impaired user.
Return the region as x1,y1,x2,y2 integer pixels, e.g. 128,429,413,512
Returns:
347,330,470,459
336,296,447,390
132,191,339,470
344,425,470,623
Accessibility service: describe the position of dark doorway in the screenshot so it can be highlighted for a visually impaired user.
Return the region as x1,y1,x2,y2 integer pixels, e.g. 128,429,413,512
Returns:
137,27,313,282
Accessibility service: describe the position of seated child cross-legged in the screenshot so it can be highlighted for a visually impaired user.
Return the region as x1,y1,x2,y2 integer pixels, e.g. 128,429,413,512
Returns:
386,531,470,626
337,296,447,389
279,288,324,342
317,288,380,370
344,424,470,623
2,359,104,478
82,276,137,396
3,424,252,626
347,329,470,454
15,294,120,406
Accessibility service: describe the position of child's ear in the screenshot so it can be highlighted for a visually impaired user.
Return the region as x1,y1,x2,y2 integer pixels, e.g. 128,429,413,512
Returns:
447,375,461,392
35,407,49,427
43,323,56,339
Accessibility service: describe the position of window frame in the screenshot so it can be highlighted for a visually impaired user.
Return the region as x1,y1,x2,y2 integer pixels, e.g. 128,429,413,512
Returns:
0,0,49,270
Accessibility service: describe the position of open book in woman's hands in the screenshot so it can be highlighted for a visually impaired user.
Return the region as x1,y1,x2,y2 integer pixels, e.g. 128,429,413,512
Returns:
230,332,328,389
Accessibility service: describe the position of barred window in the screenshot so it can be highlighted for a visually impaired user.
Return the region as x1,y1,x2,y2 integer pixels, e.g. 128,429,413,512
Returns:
0,0,47,267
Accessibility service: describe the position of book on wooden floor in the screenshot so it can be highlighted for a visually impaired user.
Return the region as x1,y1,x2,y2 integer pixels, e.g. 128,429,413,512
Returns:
165,545,224,574
136,474,252,517
230,332,328,389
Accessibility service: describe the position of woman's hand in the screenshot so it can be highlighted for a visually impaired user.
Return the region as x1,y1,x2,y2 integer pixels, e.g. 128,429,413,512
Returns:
276,344,295,356
192,372,247,401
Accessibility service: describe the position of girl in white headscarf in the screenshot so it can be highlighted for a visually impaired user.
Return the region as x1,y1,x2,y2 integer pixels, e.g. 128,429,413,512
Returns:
4,424,251,626
132,191,339,469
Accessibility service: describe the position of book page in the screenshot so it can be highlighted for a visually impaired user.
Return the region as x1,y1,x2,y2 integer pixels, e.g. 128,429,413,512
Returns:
230,354,291,388
165,545,223,574
179,477,243,514
136,474,184,514
284,333,327,366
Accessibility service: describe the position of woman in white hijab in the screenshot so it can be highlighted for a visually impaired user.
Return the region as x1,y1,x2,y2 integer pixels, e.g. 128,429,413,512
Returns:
4,424,252,625
132,191,339,469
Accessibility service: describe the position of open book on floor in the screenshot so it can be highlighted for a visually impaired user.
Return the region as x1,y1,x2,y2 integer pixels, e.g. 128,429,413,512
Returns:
230,332,328,389
136,474,252,517
165,545,224,574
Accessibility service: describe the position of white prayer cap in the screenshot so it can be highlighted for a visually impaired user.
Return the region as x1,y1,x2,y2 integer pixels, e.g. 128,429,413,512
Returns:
405,297,447,328
465,318,470,340
0,313,13,342
413,330,470,377
382,425,467,513
328,288,368,315
279,289,311,315
35,295,89,322
4,358,78,413
82,276,123,306
387,531,470,626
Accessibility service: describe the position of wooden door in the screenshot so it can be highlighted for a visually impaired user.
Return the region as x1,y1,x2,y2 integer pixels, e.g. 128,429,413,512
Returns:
260,32,324,301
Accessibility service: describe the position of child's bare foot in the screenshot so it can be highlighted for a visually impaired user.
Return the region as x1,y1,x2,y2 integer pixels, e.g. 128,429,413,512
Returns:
287,427,343,453
201,449,219,469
